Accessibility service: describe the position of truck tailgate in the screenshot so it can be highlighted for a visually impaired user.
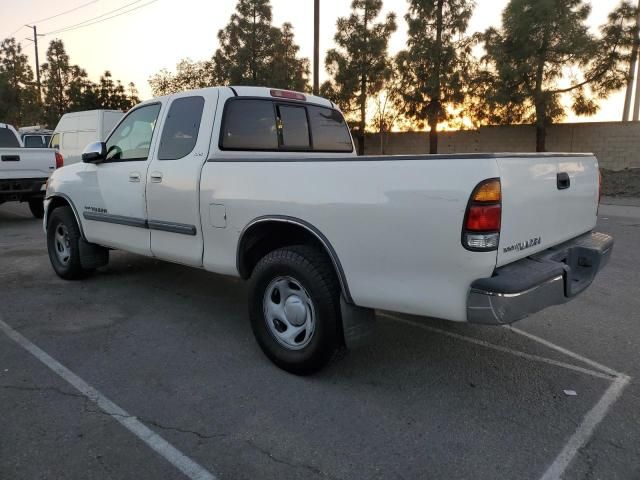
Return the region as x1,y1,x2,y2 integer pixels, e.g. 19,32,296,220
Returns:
496,154,599,267
0,148,56,179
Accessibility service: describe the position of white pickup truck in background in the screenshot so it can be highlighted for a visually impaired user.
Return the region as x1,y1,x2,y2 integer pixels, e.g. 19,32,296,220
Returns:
0,123,62,218
43,87,613,374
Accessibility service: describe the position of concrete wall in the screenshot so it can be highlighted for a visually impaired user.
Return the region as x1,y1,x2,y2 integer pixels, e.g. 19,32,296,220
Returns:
365,121,640,171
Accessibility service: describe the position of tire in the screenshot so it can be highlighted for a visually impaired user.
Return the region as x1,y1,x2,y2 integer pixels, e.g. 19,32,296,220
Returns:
47,206,94,280
28,198,44,219
248,245,342,375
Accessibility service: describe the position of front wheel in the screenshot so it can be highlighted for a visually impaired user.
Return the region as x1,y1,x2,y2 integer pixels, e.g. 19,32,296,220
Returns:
28,198,44,219
47,206,94,280
248,245,342,375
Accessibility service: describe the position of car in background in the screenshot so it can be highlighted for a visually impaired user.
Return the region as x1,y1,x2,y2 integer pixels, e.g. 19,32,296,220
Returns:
50,110,123,165
19,126,53,149
0,123,61,218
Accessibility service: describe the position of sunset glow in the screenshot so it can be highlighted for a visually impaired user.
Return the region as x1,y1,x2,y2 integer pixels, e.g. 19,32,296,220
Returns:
1,0,627,122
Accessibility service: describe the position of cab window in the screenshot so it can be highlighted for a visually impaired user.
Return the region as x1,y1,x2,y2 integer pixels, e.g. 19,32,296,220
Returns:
0,127,20,148
221,100,278,150
278,105,310,149
50,133,60,149
106,104,161,161
24,136,46,148
158,96,205,160
219,98,353,153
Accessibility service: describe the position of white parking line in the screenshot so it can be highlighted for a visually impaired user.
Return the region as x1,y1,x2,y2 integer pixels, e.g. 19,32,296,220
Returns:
507,326,622,377
380,313,614,380
381,313,631,480
540,375,630,480
0,318,217,480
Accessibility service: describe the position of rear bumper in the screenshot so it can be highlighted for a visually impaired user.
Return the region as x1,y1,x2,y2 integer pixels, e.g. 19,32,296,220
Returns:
0,177,47,201
467,231,614,325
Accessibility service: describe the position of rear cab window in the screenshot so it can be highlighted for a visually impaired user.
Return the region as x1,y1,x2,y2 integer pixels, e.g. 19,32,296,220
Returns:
220,98,353,153
221,100,278,150
23,136,46,148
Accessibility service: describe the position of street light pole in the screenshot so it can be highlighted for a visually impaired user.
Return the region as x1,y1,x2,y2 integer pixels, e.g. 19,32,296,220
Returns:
313,0,320,95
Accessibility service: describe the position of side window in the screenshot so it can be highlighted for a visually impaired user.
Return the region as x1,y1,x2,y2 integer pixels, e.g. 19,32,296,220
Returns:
106,104,161,161
308,106,353,152
221,100,278,150
50,133,60,149
158,96,205,160
277,105,310,149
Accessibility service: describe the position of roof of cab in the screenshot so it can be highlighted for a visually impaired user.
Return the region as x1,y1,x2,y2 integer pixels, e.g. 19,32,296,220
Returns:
150,86,335,109
229,86,334,108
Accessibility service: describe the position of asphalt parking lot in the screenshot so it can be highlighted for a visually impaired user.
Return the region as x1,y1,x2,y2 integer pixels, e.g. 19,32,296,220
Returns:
1,200,639,480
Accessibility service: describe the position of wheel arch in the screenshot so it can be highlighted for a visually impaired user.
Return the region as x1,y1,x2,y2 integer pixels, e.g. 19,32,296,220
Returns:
237,215,354,304
45,193,86,240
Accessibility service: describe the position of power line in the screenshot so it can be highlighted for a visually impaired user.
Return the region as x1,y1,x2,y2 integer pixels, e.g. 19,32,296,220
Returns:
3,25,27,41
27,0,102,25
43,0,157,36
2,0,100,41
43,0,147,35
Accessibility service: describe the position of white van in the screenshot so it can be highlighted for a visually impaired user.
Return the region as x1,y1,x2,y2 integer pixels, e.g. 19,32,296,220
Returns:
50,110,124,165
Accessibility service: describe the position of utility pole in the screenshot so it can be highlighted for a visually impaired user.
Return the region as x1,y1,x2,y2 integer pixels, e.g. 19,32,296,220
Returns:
623,0,640,121
313,0,320,95
25,24,43,104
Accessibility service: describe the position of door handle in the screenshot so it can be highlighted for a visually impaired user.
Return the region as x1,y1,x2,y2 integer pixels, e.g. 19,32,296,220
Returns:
150,172,163,183
129,172,141,183
557,172,571,190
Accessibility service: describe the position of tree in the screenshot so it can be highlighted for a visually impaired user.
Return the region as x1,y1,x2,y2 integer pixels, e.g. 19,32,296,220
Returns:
369,59,412,153
148,68,175,96
0,38,40,126
212,0,309,90
42,40,140,126
475,0,637,151
322,0,396,155
271,23,310,92
41,40,73,126
94,71,138,110
149,58,214,96
67,66,99,111
397,0,475,154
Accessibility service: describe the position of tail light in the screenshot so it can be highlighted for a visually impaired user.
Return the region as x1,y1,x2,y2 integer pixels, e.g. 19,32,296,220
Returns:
462,178,501,251
55,152,64,169
598,169,602,209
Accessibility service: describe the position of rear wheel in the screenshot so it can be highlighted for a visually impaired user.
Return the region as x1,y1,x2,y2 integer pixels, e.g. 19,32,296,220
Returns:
248,245,342,375
28,198,44,219
47,206,94,280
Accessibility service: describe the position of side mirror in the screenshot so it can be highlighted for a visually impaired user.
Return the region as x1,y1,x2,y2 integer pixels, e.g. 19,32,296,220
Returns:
82,142,107,164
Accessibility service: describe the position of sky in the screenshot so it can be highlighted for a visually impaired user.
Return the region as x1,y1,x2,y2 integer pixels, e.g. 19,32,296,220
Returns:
0,0,629,123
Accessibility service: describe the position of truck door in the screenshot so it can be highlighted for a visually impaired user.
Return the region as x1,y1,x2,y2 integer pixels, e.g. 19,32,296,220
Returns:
146,91,218,266
81,103,162,256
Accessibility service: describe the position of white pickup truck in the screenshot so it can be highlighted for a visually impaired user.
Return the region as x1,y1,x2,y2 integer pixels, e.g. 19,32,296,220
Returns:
1,123,62,218
43,87,613,374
